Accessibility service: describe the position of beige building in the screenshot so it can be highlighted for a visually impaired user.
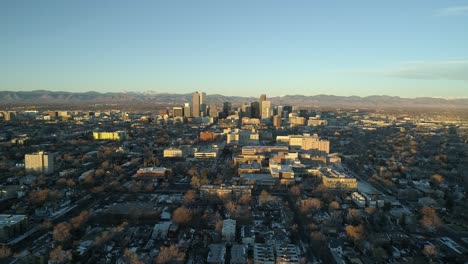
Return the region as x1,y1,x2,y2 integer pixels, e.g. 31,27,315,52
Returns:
93,131,126,140
194,148,218,159
309,167,357,190
163,148,183,158
241,146,289,155
233,154,265,165
25,151,54,175
136,167,170,179
261,100,272,119
277,134,330,154
289,116,305,127
308,118,328,126
200,185,252,201
227,129,260,145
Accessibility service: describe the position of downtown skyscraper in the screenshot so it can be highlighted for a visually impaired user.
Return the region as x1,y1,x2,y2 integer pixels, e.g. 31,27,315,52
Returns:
192,91,200,117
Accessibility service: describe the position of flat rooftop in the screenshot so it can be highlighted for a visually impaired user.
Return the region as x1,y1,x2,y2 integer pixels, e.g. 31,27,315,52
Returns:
137,167,167,172
0,214,26,227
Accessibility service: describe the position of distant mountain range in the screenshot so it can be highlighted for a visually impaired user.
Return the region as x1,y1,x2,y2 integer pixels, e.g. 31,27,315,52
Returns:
1,90,468,110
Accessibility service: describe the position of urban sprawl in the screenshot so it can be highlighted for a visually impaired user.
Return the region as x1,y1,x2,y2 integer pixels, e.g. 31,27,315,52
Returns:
0,92,468,264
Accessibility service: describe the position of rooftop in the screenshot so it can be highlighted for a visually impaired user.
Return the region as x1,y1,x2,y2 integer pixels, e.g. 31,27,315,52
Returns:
0,214,27,227
137,167,167,172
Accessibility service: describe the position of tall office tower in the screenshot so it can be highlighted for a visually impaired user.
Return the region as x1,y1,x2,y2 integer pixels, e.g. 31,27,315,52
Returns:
159,108,169,117
251,102,260,119
241,103,252,118
209,103,218,118
184,103,191,118
261,100,272,119
259,94,266,115
25,151,54,175
223,102,232,117
192,91,200,117
276,106,283,117
283,105,292,117
200,92,207,117
173,107,184,117
273,115,281,128
3,111,15,121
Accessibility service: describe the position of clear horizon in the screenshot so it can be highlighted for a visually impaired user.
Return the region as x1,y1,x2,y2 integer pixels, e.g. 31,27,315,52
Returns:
1,1,468,97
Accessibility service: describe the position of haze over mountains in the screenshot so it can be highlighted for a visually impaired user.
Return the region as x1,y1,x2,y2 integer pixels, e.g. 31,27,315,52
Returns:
1,90,468,110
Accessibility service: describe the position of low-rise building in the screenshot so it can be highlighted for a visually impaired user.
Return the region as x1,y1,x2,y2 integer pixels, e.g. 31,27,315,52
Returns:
0,214,28,242
194,147,218,159
92,131,126,141
308,118,328,126
163,148,183,158
233,154,265,165
239,174,278,187
269,163,295,180
242,146,289,155
200,185,252,202
227,129,260,145
275,243,300,264
309,167,357,190
277,134,330,154
207,244,226,264
241,225,255,246
254,243,275,264
351,192,366,208
238,162,262,175
200,131,216,142
231,244,247,264
136,167,170,179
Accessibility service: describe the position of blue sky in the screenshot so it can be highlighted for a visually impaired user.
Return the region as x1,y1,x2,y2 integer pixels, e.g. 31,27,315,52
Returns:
1,0,468,97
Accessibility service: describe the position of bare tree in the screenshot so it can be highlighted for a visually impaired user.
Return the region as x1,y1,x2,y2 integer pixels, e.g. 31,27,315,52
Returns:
155,245,185,264
56,178,67,187
310,231,326,242
124,248,144,264
430,174,444,185
215,220,224,234
239,193,252,205
290,185,302,197
70,210,91,229
53,222,72,242
188,167,199,177
300,198,322,214
172,206,192,225
329,201,340,211
225,200,238,215
345,224,366,242
49,246,72,263
66,179,76,188
259,190,270,206
0,246,11,259
423,244,438,258
346,209,363,225
183,190,198,204
190,176,201,188
420,207,442,230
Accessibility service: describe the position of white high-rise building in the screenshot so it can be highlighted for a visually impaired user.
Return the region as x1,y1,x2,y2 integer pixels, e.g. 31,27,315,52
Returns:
25,151,54,175
200,92,207,117
184,103,191,118
261,101,272,119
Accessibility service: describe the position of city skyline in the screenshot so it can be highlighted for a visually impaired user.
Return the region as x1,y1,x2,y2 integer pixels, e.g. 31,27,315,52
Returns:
1,1,468,97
